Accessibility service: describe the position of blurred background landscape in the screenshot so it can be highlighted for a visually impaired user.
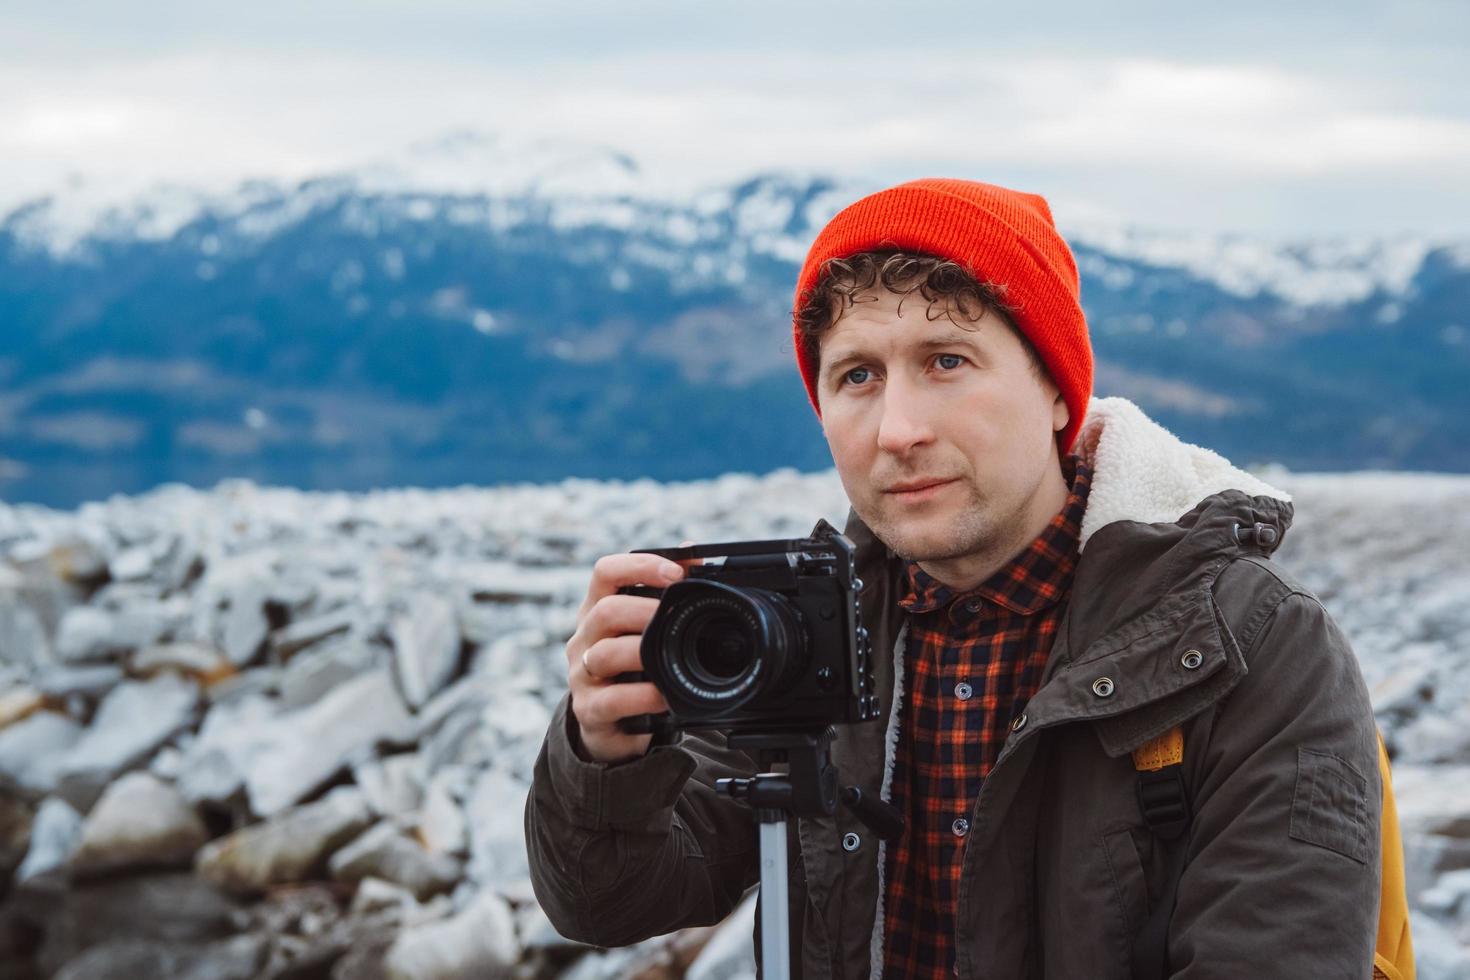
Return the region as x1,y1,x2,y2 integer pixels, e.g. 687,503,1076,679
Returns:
3,131,1469,509
1,2,1468,978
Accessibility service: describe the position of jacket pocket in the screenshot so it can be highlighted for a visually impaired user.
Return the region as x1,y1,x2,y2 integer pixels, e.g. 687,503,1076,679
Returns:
1288,747,1370,864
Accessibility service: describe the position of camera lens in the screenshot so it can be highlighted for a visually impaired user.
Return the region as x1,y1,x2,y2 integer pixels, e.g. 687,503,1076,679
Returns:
644,579,807,715
689,612,753,685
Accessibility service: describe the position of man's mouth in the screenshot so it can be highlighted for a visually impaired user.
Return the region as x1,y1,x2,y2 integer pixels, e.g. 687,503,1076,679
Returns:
885,478,956,499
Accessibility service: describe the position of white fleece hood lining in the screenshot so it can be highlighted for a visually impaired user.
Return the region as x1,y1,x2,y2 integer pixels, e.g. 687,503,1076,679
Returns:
1073,396,1291,550
865,396,1289,976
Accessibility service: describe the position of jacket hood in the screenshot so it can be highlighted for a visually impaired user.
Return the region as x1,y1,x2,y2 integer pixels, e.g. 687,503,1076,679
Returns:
1070,396,1291,551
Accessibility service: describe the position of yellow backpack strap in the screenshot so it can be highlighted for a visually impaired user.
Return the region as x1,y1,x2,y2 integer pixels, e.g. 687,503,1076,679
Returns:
1132,726,1189,840
1131,726,1415,979
1133,727,1185,772
1373,729,1415,980
1131,725,1190,980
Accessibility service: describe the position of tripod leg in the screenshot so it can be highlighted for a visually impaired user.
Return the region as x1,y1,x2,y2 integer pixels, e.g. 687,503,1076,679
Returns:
758,816,791,980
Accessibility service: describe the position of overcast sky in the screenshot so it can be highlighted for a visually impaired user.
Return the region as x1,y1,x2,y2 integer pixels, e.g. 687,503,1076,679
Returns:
2,0,1467,237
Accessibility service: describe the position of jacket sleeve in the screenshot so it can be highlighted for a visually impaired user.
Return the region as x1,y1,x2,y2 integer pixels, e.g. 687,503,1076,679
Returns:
523,692,761,947
1169,590,1382,977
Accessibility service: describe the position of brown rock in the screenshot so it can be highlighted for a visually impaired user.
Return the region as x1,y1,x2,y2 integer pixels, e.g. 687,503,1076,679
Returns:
195,787,372,896
69,772,208,877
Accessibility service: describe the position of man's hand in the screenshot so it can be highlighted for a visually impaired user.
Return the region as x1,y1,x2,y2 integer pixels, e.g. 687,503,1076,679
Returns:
565,542,700,763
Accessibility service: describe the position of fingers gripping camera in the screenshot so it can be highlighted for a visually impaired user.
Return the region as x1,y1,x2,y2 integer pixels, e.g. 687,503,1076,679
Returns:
614,519,881,737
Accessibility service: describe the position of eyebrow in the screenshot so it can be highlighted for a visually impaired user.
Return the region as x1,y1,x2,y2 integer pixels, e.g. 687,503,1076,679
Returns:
821,332,984,385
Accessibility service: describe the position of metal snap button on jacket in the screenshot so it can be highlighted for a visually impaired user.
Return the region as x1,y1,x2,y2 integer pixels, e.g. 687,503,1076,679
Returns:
1011,712,1027,732
964,597,983,613
842,832,861,852
1181,649,1204,670
951,817,970,838
955,681,973,701
1092,676,1115,698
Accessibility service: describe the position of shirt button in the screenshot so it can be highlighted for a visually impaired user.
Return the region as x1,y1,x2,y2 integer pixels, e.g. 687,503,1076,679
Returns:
954,681,973,701
964,598,983,613
951,817,970,838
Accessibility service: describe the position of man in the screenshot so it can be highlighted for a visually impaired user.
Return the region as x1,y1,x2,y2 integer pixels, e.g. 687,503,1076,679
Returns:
526,178,1385,978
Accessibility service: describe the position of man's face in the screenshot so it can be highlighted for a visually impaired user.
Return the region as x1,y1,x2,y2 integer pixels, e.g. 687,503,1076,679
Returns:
816,287,1069,577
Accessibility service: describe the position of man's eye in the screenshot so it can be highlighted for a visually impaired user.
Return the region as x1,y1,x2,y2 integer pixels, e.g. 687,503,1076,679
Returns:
936,353,965,370
843,367,872,386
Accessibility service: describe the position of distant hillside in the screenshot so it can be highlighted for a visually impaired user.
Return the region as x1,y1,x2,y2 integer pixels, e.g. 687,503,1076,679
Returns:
2,132,1467,508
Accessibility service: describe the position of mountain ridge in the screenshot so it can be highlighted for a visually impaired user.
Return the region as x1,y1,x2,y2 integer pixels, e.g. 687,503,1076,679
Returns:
2,132,1467,508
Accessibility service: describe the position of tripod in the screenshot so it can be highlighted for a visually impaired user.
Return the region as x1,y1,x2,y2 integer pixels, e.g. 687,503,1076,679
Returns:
716,727,904,980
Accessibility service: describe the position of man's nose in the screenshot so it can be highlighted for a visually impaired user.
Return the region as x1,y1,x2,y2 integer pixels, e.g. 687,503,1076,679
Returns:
875,384,935,454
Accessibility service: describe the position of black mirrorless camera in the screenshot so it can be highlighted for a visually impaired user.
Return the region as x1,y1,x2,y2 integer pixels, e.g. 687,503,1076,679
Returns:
613,518,881,737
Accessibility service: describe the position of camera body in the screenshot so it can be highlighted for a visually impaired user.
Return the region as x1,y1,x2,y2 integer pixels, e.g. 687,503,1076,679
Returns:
614,518,880,736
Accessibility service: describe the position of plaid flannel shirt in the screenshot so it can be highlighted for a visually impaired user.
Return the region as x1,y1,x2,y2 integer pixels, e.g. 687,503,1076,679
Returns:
882,455,1092,978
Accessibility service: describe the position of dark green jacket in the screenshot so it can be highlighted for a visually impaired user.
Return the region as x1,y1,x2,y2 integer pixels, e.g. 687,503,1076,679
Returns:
525,397,1382,978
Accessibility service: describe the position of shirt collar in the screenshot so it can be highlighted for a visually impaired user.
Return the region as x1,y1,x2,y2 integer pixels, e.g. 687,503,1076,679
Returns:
898,455,1092,617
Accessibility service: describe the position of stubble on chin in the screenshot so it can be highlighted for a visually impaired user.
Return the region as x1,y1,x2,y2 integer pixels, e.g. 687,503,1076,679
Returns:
863,491,996,564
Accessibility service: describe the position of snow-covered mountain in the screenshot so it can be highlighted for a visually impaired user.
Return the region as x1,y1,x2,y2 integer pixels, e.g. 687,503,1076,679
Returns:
2,131,1468,509
7,130,1460,308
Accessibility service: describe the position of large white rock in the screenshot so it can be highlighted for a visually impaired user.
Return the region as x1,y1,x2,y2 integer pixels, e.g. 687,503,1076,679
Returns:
353,752,425,820
195,785,373,895
173,693,280,805
327,820,462,899
1420,868,1470,921
69,771,208,876
243,668,416,817
1393,765,1470,838
382,888,519,980
55,606,125,662
55,600,187,663
349,875,420,917
0,710,81,793
515,901,592,954
1399,711,1470,767
472,628,552,698
16,795,83,881
417,765,470,856
34,663,126,699
269,605,357,660
1408,910,1470,979
391,592,461,709
685,893,757,980
463,768,530,891
485,691,552,780
0,592,51,670
414,672,496,742
278,634,377,709
220,578,271,667
56,673,200,788
109,542,159,581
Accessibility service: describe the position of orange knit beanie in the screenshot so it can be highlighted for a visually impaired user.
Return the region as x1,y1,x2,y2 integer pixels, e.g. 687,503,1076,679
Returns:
791,177,1093,455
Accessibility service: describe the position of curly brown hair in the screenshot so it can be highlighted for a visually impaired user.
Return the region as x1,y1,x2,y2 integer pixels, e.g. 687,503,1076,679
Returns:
793,250,1047,386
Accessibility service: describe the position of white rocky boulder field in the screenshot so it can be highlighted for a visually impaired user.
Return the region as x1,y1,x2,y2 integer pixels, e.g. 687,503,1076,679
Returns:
0,468,1466,977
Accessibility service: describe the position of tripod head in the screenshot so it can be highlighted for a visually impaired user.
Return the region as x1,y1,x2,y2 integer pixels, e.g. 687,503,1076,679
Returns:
715,727,903,841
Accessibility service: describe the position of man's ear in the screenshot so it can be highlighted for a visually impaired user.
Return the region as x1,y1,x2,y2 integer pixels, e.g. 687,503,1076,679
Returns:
1052,390,1069,434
